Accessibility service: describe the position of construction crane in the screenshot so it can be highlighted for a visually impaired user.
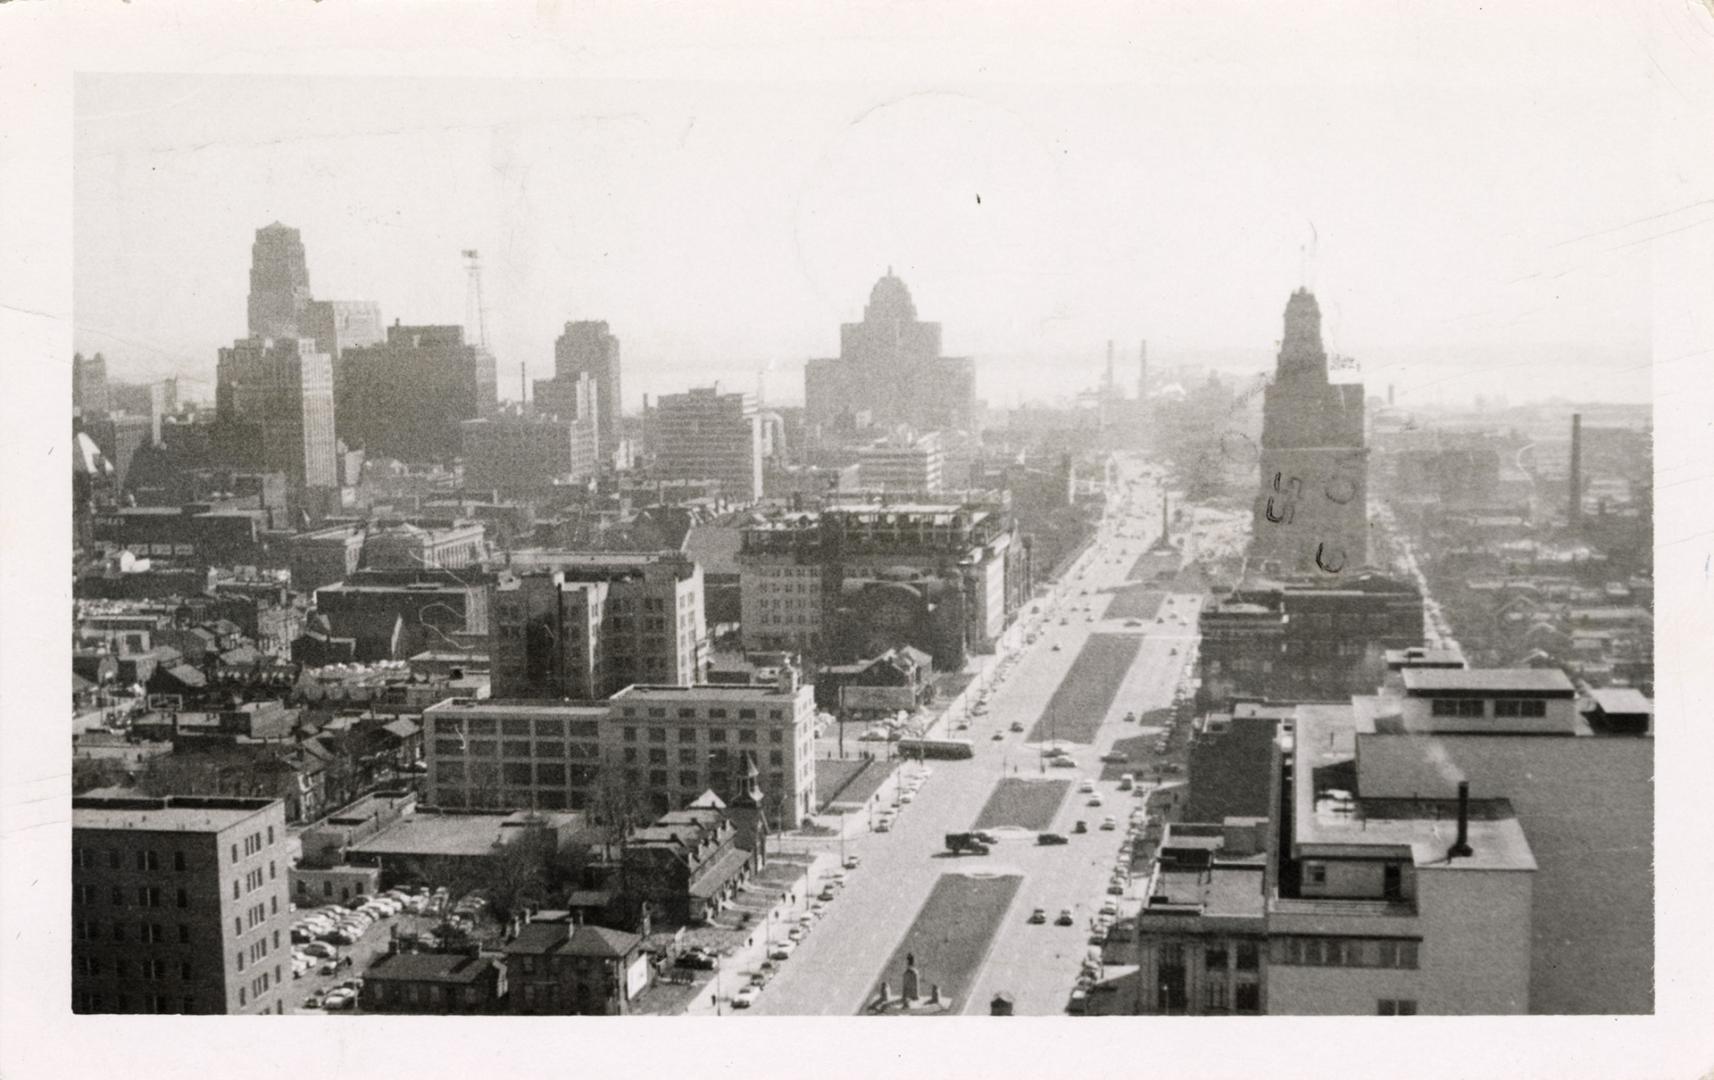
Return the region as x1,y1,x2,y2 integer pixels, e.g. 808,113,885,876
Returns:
462,248,488,349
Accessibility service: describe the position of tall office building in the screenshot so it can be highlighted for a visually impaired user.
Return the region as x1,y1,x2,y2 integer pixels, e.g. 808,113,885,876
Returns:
74,352,111,418
246,223,313,339
303,299,385,396
1252,289,1368,574
553,321,622,460
72,796,292,1015
804,270,977,437
215,336,338,491
651,385,763,501
338,323,498,462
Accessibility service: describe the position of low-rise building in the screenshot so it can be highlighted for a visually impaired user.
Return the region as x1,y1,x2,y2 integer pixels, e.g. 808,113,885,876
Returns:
503,914,649,1015
619,800,759,925
607,669,816,825
360,951,505,1013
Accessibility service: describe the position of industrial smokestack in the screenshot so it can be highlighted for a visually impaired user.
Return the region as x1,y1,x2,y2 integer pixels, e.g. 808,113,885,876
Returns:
1448,781,1473,860
1569,413,1583,528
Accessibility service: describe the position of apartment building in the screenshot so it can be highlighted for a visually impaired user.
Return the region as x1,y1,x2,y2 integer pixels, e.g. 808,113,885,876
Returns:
493,552,707,696
72,796,292,1015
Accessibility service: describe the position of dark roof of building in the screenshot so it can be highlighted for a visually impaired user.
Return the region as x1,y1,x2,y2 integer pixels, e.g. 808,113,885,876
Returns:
504,920,640,959
364,951,496,984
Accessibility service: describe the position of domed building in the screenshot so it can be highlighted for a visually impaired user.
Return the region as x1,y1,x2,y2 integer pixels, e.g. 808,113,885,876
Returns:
804,269,977,441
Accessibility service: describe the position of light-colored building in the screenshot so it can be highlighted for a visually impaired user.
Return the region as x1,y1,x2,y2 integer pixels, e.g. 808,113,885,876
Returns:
422,667,815,827
358,520,486,571
72,796,293,1015
857,430,944,494
422,699,608,811
651,385,762,502
607,669,817,826
494,552,707,695
1127,663,1652,1017
736,514,824,653
552,321,622,460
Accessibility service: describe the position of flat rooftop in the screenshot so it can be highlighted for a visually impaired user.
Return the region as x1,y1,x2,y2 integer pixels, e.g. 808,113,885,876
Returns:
73,796,279,834
422,698,607,718
611,682,800,701
1292,705,1536,872
347,811,579,859
1588,687,1653,715
1400,667,1575,695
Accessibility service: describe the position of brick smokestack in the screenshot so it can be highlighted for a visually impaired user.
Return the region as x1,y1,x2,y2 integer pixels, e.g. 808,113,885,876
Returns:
1448,781,1474,860
1569,412,1583,528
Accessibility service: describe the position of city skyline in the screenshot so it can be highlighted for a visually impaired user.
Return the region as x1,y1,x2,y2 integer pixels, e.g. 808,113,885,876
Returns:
76,68,1658,410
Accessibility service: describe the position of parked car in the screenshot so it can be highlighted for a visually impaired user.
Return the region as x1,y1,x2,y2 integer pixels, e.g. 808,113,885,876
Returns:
1078,778,1096,793
1100,751,1128,764
1073,820,1088,834
843,855,860,870
1037,832,1069,846
1101,816,1117,830
1050,757,1078,769
1010,720,1025,733
732,986,759,1009
302,942,338,960
1087,794,1104,807
767,943,795,961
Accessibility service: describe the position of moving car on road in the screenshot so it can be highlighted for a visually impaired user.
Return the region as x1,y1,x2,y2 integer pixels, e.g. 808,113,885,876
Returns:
1037,832,1069,846
1101,816,1117,830
1028,908,1048,924
1073,820,1088,834
732,986,759,1009
843,855,860,869
1010,720,1025,733
1056,909,1075,927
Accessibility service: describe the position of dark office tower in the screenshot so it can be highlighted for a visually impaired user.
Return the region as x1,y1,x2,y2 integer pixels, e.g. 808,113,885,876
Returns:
216,336,338,491
338,323,498,463
246,222,313,339
1252,288,1368,574
73,352,110,418
803,270,978,437
1569,412,1583,528
554,321,622,460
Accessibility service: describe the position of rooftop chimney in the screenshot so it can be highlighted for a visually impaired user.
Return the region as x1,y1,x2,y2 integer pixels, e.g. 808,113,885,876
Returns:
1448,781,1474,860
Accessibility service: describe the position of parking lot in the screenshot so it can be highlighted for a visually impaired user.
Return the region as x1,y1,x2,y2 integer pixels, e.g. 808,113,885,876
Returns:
289,887,492,1014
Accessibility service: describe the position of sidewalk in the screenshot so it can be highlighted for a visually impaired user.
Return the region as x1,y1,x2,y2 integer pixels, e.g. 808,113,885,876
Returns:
682,848,836,1016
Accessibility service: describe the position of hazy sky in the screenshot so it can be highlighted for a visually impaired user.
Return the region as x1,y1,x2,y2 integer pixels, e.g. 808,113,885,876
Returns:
75,13,1664,409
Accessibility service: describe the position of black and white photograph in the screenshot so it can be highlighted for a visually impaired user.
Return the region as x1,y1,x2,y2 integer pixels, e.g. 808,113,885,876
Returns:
3,2,1712,1078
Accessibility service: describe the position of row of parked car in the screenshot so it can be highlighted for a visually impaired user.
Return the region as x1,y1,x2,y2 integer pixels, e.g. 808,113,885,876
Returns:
729,863,855,1009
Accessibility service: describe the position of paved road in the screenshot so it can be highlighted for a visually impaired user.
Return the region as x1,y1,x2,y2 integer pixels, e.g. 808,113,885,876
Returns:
753,459,1207,1016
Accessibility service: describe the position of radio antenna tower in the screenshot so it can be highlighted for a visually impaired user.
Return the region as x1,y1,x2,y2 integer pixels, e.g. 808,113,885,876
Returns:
462,249,488,348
